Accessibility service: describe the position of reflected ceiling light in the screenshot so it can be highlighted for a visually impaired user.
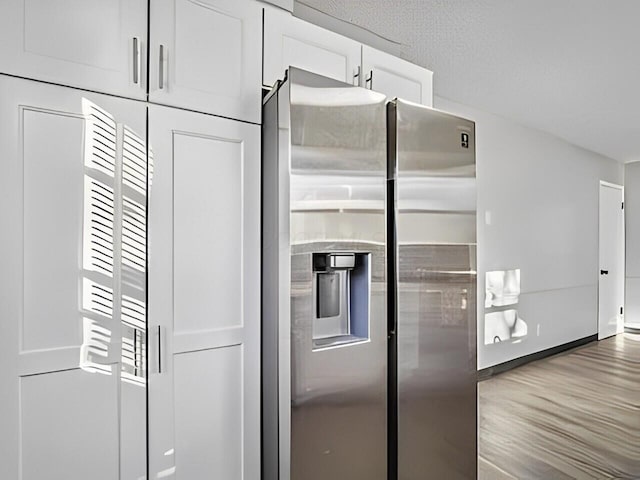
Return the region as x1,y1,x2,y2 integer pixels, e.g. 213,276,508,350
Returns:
291,84,386,107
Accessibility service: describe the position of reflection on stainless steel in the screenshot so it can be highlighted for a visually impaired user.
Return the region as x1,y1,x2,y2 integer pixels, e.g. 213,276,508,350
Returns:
291,242,385,480
290,72,387,480
262,68,387,480
391,99,477,479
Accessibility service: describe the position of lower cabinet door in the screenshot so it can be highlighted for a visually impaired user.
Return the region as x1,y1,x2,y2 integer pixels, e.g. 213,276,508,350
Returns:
148,104,260,479
0,75,148,480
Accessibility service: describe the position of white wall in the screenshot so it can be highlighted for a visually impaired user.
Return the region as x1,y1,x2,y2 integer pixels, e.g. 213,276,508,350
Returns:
624,162,640,329
434,96,623,369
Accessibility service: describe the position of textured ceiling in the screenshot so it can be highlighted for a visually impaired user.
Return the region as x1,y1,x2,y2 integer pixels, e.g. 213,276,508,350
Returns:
296,0,640,162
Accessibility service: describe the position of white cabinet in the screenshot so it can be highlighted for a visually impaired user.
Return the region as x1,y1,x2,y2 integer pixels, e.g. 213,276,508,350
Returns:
263,6,362,88
0,0,147,100
0,0,263,120
263,9,433,106
361,45,433,106
150,0,262,123
0,73,260,480
0,75,148,480
148,104,260,479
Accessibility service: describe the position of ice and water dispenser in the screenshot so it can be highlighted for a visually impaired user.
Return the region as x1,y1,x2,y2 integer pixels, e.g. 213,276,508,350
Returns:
311,252,370,349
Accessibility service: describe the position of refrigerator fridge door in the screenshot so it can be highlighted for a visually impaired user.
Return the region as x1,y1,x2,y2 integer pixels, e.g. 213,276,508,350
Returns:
389,99,478,480
263,68,388,480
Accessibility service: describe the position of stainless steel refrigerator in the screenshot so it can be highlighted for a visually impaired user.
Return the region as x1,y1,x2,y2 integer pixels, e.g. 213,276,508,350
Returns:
262,67,477,480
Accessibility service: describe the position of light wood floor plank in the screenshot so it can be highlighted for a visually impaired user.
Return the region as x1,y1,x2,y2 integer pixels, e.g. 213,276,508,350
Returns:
479,333,640,479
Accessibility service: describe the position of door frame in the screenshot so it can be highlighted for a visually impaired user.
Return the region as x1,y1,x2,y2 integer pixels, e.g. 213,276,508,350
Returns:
598,180,625,340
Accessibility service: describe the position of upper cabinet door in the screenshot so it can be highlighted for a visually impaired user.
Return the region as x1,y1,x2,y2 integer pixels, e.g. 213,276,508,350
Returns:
263,7,361,88
0,0,147,100
149,0,262,124
362,45,433,106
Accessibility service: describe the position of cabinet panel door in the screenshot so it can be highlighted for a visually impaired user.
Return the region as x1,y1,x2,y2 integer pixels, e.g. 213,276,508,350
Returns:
362,45,433,106
150,0,262,123
263,7,361,88
0,0,147,100
0,75,148,480
148,104,260,480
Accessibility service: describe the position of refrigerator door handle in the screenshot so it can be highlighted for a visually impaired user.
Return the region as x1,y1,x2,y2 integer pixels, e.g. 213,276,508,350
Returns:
387,166,398,337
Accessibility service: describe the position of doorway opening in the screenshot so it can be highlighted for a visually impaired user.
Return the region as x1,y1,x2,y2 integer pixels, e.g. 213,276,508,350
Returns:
598,181,625,340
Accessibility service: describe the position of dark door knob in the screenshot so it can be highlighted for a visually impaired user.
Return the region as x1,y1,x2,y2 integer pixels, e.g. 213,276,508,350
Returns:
600,270,609,275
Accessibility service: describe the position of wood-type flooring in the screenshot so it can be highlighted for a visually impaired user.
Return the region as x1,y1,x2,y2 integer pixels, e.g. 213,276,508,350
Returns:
479,333,640,479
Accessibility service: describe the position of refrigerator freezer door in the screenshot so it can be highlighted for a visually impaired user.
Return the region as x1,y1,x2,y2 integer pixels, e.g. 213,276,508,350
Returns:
262,68,388,480
288,69,388,480
391,99,478,479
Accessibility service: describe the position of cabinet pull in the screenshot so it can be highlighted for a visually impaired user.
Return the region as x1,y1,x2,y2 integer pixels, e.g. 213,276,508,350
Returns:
353,66,361,86
365,70,373,90
132,37,140,85
156,325,164,374
159,44,165,90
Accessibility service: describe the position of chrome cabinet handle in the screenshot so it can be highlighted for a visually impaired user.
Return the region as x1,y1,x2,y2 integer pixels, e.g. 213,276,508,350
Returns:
132,37,140,85
365,70,373,90
353,66,361,86
156,325,164,374
159,44,165,90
